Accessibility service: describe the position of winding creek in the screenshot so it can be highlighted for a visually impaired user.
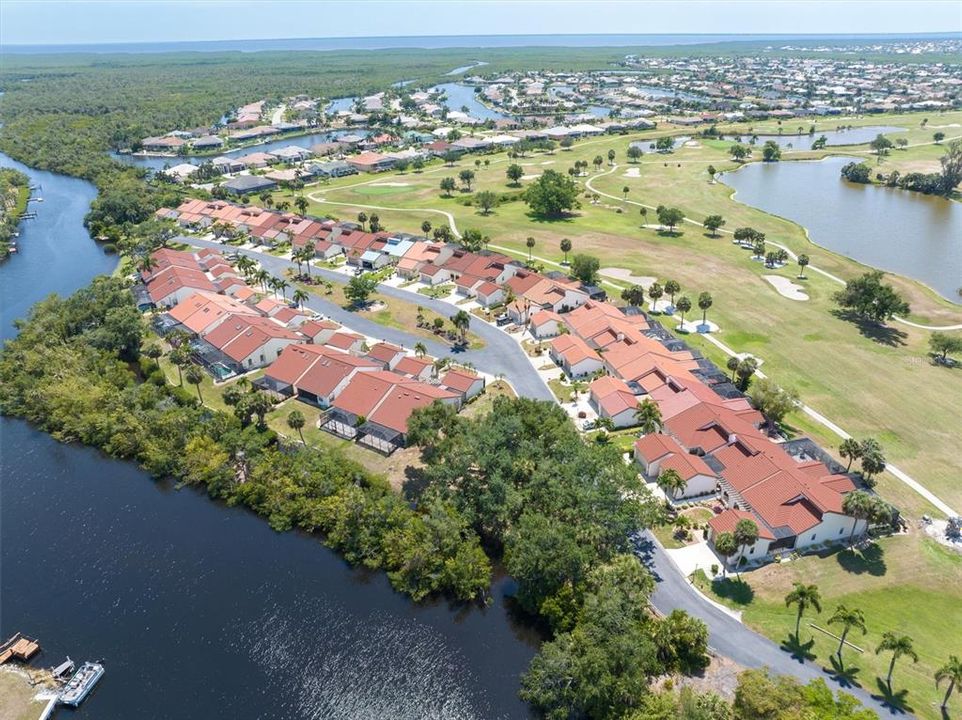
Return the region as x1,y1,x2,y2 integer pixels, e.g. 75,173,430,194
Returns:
0,152,538,719
722,155,962,303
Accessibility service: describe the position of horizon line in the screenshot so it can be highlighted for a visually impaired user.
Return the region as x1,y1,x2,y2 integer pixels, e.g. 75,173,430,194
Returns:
3,30,961,49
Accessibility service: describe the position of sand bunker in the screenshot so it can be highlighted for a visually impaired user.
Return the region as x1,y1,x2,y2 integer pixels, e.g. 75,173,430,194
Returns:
601,267,656,286
764,275,808,301
521,174,541,180
623,167,641,178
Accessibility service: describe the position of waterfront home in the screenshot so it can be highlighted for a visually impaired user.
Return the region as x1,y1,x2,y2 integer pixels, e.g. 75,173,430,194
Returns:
234,152,278,169
210,156,246,174
324,370,460,453
198,314,303,371
310,160,357,178
259,343,380,406
191,135,225,150
165,290,259,335
141,135,186,152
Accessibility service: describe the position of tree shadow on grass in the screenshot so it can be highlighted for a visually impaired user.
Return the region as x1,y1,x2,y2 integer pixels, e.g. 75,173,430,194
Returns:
836,543,887,577
781,633,817,663
872,677,915,715
824,653,863,689
830,310,908,347
711,577,755,606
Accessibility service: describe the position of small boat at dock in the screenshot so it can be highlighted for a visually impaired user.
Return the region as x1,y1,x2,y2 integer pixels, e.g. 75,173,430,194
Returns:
58,661,104,707
51,657,74,679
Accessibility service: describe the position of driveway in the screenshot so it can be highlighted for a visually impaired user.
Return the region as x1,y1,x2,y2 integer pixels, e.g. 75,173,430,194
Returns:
181,238,553,402
635,531,901,717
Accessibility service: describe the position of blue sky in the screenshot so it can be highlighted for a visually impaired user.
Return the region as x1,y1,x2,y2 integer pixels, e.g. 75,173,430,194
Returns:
2,0,960,46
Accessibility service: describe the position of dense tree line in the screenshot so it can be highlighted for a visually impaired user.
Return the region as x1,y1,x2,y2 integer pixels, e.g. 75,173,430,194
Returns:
841,140,962,197
0,167,30,260
0,277,489,602
406,398,714,717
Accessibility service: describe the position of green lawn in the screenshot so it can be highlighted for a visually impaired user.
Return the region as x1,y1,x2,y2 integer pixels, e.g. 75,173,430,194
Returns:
693,532,962,720
290,111,962,516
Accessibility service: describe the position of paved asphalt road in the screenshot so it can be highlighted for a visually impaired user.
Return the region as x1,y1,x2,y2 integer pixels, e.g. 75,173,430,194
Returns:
182,238,554,402
635,531,904,717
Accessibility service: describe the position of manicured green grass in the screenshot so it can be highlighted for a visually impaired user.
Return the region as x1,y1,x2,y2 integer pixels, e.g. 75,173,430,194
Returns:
295,113,962,515
694,532,962,720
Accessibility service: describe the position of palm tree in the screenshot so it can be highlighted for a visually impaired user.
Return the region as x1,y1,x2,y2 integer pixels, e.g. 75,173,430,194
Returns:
726,355,740,382
828,605,867,661
876,632,917,689
841,490,874,545
277,280,289,300
697,292,713,326
936,655,962,710
622,186,630,200
785,583,822,639
294,195,308,215
421,220,432,235
640,207,648,226
451,310,471,345
657,468,686,501
287,409,306,445
185,365,204,402
292,289,309,309
137,254,156,276
255,269,270,292
357,211,367,230
675,296,692,328
560,238,572,264
525,236,536,261
714,531,738,575
170,346,190,386
634,398,662,435
732,518,759,578
414,342,427,358
664,279,681,307
839,438,862,472
303,243,316,279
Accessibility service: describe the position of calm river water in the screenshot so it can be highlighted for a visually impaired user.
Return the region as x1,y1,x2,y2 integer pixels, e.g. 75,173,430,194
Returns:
0,152,538,719
723,155,962,303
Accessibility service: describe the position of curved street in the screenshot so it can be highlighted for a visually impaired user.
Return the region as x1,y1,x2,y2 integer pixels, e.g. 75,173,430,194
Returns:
182,237,554,402
636,531,903,718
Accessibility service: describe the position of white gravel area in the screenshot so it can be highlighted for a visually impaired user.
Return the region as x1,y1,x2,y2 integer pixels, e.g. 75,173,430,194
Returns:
764,275,809,301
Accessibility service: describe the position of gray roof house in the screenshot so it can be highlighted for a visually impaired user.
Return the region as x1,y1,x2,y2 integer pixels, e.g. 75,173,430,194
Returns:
222,175,278,195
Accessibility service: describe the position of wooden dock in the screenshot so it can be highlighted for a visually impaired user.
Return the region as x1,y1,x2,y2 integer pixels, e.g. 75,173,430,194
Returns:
0,633,41,664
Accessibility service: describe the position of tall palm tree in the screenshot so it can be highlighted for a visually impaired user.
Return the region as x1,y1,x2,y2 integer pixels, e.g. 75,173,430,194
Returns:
785,583,822,639
634,398,662,435
287,409,306,445
936,655,962,710
185,365,204,402
828,605,867,661
732,519,759,577
292,289,309,309
451,310,471,345
841,490,874,545
876,632,918,689
277,280,289,300
414,342,427,358
256,269,270,292
303,243,316,279
697,292,713,325
657,468,686,501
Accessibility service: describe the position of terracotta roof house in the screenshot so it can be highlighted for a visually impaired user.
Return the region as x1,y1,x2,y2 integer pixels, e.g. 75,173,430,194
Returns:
145,266,217,308
324,371,459,453
260,343,379,406
589,376,640,429
166,290,259,335
199,314,302,371
441,368,485,400
633,433,718,500
346,151,396,173
394,355,435,382
325,331,366,355
549,334,603,378
365,342,407,370
530,310,563,339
